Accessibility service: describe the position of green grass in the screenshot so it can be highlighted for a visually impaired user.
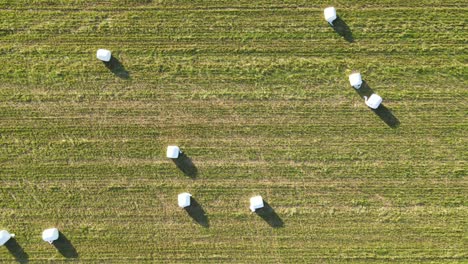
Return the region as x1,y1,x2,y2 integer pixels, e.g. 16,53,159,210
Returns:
0,0,466,262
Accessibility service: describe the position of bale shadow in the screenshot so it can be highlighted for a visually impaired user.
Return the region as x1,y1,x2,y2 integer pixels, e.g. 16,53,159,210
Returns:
52,232,78,259
184,197,209,227
372,105,400,128
255,201,284,228
103,56,130,79
172,152,198,179
354,80,374,98
331,16,354,42
5,238,29,263
353,81,400,128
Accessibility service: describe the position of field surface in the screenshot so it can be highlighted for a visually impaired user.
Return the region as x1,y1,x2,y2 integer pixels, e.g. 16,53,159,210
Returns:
0,0,467,263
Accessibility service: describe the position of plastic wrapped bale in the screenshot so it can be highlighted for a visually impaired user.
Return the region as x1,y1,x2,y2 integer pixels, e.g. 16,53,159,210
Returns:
324,7,337,25
349,72,363,89
166,146,181,159
178,192,192,208
0,230,14,246
42,228,59,244
365,94,383,109
249,195,264,212
96,49,112,62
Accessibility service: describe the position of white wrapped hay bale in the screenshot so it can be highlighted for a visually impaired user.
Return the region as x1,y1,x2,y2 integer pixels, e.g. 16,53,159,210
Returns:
96,49,112,62
365,94,383,109
249,195,264,212
166,146,181,159
42,228,59,244
349,72,363,89
178,192,192,208
324,7,337,25
0,230,14,246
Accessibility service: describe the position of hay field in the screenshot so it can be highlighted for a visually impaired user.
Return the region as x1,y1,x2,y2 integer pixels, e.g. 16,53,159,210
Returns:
0,0,466,262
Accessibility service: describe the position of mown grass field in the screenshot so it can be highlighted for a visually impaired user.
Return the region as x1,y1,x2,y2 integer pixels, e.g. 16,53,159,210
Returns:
0,0,466,262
